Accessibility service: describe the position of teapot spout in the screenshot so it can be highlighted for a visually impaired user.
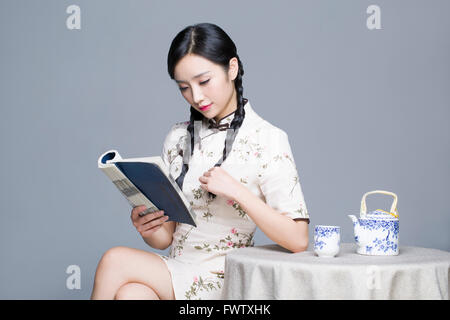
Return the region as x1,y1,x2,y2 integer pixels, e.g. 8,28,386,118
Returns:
348,214,359,225
348,214,361,245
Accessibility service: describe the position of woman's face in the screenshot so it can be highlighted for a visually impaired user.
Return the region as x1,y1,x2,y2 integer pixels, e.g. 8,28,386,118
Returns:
174,54,238,121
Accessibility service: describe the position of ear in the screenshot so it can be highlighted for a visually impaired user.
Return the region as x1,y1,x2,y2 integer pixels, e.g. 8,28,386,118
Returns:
228,57,239,81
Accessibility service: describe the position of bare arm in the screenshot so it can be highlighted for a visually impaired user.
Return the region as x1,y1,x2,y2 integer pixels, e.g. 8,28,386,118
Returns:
232,184,308,253
199,168,309,253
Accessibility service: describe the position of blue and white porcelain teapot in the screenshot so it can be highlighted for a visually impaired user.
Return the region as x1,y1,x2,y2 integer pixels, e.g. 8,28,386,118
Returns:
348,190,400,255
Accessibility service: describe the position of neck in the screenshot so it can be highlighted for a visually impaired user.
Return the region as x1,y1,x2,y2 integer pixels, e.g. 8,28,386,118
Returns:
214,91,238,122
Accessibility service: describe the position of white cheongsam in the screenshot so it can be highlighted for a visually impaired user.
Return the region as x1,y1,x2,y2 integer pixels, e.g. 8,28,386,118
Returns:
154,99,309,300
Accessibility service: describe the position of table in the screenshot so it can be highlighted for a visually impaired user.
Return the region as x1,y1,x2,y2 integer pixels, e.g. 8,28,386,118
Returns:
222,243,450,300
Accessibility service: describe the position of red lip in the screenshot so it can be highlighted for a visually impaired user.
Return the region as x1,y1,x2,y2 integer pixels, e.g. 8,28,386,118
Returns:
199,103,212,111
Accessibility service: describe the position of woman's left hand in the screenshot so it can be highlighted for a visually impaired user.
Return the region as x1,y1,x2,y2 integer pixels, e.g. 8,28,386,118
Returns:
198,167,241,200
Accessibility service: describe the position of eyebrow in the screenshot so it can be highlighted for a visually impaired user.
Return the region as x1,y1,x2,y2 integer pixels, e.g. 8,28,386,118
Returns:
174,71,211,84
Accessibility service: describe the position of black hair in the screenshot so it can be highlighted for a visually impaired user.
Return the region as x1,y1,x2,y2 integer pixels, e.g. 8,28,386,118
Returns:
167,23,247,199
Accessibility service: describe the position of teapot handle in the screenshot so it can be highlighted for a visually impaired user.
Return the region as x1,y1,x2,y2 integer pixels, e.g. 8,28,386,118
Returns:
360,190,398,217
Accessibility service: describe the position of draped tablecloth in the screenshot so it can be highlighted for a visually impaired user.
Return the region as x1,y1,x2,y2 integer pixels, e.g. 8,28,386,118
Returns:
222,243,450,299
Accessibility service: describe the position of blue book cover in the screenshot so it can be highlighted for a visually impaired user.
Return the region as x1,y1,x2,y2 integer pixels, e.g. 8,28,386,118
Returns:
98,150,197,227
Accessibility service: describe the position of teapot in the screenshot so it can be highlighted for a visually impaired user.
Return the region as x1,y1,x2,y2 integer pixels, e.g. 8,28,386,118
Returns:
348,190,399,255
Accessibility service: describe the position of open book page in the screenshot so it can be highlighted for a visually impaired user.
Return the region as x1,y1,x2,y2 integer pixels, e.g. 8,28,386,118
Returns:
98,150,160,216
98,149,196,226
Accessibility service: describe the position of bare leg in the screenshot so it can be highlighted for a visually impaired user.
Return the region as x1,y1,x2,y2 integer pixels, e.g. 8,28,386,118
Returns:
114,282,159,300
90,246,175,300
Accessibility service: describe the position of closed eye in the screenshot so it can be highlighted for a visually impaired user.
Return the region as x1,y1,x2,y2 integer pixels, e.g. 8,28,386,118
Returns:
179,79,210,92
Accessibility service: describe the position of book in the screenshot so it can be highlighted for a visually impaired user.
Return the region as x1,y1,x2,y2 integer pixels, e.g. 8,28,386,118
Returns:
97,149,197,227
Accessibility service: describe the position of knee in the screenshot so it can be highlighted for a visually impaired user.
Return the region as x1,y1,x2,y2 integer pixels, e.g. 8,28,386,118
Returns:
98,246,130,268
115,282,158,300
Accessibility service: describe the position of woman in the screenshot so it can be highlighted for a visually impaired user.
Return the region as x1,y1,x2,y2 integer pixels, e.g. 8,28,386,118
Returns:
91,22,309,300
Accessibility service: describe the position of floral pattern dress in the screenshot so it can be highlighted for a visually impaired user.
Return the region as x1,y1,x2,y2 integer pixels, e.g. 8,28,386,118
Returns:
154,99,310,299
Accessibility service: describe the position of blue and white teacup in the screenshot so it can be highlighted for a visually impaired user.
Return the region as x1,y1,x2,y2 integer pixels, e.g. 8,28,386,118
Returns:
314,225,341,257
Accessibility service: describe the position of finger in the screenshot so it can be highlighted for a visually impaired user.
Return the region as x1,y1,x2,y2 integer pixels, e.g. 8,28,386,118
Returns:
131,205,147,223
200,183,208,192
138,207,157,217
142,214,169,230
141,210,164,225
139,215,169,233
132,205,146,216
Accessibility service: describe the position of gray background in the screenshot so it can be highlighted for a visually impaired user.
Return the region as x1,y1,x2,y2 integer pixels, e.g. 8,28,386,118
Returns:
0,0,448,299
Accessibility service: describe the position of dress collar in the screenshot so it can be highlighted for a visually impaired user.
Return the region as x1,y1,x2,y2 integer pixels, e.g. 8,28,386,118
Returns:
204,98,250,131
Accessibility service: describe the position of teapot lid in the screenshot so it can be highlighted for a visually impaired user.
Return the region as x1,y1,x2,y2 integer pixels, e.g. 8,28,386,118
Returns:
365,209,399,220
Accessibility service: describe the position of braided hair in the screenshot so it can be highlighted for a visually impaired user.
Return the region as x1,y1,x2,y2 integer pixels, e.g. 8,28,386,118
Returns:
167,23,247,199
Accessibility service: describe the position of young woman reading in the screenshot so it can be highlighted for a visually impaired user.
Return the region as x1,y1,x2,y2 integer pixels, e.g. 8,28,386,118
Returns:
91,22,310,300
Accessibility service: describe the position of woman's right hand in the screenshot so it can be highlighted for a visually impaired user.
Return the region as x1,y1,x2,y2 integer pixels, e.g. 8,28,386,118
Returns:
131,206,169,238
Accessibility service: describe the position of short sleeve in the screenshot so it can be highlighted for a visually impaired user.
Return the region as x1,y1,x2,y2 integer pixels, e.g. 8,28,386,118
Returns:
257,129,309,223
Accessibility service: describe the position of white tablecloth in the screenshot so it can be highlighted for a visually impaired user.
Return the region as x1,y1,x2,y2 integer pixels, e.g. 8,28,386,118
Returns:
222,243,450,300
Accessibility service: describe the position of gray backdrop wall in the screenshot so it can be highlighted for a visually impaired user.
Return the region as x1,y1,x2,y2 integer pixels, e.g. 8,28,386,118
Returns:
1,0,449,299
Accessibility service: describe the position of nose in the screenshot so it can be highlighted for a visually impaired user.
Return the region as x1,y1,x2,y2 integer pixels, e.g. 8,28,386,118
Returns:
191,85,205,105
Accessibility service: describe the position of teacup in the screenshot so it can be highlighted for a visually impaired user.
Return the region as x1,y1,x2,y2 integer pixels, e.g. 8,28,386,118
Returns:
314,225,340,257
